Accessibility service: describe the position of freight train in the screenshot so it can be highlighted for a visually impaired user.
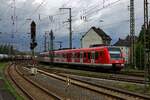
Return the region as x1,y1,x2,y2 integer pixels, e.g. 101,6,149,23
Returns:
37,46,125,71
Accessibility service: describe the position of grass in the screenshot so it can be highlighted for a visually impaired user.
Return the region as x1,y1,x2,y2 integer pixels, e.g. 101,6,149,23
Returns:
0,62,24,100
113,82,150,95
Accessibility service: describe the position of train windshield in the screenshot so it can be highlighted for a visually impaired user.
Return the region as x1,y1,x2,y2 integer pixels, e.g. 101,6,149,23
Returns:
108,47,121,60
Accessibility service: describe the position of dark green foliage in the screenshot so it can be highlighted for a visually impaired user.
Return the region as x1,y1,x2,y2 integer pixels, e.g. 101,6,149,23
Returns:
0,44,14,54
135,25,145,70
138,25,144,44
135,42,144,70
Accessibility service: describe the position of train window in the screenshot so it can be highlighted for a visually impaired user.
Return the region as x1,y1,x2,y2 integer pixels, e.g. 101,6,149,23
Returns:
68,53,72,58
80,53,82,58
74,53,76,58
72,53,74,58
74,53,77,58
60,54,62,58
67,53,69,58
108,48,121,59
92,53,94,59
95,52,99,59
63,54,65,58
100,51,104,56
68,53,70,58
88,52,91,59
65,54,66,58
74,53,79,58
77,53,80,58
84,53,86,58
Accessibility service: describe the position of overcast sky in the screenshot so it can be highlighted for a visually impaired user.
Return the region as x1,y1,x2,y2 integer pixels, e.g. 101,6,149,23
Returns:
0,0,149,51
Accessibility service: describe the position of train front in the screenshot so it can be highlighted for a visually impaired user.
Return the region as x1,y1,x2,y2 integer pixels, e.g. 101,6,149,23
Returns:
107,47,125,71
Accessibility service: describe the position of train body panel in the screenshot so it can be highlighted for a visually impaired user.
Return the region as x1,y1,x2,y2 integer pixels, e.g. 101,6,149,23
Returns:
38,46,125,71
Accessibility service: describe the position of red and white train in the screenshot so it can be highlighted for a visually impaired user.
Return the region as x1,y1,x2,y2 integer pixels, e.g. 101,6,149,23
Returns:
38,46,125,71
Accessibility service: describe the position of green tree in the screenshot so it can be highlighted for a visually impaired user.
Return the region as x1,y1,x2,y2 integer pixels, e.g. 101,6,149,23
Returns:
135,42,144,69
0,45,2,53
135,25,144,70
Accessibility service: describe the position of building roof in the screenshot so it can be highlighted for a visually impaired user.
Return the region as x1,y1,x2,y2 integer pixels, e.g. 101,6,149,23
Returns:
113,35,138,47
81,26,112,41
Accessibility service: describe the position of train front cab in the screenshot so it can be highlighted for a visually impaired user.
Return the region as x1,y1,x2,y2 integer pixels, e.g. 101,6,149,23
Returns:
107,47,124,71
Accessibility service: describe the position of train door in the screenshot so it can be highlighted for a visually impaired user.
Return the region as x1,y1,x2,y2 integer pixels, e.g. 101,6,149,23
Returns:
80,52,83,64
74,52,80,63
62,53,65,62
91,51,95,64
70,53,72,62
83,52,87,63
67,53,72,63
100,51,104,63
87,52,91,63
94,51,100,63
72,52,74,63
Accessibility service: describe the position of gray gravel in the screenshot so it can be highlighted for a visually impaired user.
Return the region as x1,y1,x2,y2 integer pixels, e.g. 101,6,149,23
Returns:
21,67,109,100
31,72,105,100
60,73,145,86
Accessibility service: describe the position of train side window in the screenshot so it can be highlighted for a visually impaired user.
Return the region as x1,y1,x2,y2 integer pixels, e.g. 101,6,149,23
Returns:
60,54,62,58
72,53,74,58
77,53,80,58
84,52,86,58
66,53,68,58
70,53,72,58
80,53,83,58
75,53,77,58
88,52,91,59
95,52,99,59
99,51,103,56
64,54,66,58
67,53,69,58
92,53,94,59
68,53,70,58
63,53,65,58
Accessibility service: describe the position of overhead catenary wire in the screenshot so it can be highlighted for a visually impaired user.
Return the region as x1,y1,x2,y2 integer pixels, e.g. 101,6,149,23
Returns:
17,0,47,32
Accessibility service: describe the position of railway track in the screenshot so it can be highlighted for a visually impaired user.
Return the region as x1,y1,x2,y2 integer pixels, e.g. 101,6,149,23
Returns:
36,65,145,84
23,66,150,100
6,64,62,100
120,70,144,77
105,74,144,84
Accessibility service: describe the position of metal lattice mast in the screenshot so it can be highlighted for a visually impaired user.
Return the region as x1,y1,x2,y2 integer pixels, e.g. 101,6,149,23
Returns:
130,0,135,67
44,32,47,52
49,30,54,63
144,0,150,87
59,8,72,49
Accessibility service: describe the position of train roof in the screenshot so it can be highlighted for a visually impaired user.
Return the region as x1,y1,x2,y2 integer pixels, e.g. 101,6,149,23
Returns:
40,46,120,54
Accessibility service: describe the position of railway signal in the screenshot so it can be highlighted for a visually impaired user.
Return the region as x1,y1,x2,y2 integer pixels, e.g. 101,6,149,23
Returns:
31,21,36,41
30,21,37,50
30,21,37,73
30,42,37,50
49,30,54,63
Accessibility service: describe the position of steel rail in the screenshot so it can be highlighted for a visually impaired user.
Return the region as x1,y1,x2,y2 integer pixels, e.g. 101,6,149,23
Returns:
37,68,150,100
7,65,35,100
8,64,62,100
15,65,62,100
